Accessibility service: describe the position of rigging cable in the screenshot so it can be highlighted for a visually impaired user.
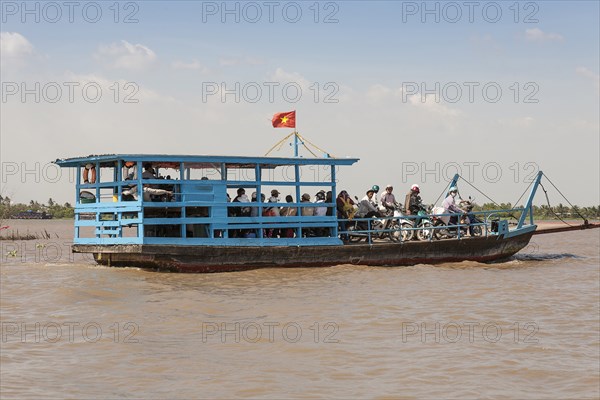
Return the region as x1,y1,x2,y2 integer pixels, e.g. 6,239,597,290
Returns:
543,175,588,222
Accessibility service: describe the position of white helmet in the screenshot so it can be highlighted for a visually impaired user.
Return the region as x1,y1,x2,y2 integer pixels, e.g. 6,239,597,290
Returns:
386,184,393,189
411,184,420,191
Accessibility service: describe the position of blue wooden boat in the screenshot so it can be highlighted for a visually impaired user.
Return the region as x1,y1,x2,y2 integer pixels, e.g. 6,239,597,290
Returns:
53,154,551,272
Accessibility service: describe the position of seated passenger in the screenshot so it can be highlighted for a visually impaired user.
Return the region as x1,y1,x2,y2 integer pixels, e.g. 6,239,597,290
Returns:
280,195,297,238
300,193,314,216
357,189,381,219
381,184,396,213
442,186,465,229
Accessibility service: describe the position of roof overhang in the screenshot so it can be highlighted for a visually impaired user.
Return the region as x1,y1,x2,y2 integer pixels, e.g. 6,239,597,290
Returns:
53,154,360,169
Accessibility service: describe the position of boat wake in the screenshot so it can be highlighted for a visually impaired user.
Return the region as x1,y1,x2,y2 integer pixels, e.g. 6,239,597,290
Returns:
512,253,582,261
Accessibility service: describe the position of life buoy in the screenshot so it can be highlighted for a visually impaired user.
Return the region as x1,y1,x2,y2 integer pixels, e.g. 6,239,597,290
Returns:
83,164,96,184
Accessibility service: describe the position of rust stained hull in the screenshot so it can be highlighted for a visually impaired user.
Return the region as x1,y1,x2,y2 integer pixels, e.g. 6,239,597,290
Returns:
75,231,535,273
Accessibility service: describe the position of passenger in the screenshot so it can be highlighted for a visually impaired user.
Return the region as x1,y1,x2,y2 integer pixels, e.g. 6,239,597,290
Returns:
280,195,297,238
314,191,328,237
250,192,260,218
300,193,314,237
381,184,396,213
300,193,314,217
314,191,327,217
142,163,157,179
357,189,381,219
264,190,280,238
232,188,250,217
122,164,172,201
231,188,250,238
404,184,422,216
442,186,465,229
370,185,380,209
336,190,355,242
265,190,281,215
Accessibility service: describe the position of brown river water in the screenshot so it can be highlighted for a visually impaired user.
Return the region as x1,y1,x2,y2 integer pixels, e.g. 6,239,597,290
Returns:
1,219,599,399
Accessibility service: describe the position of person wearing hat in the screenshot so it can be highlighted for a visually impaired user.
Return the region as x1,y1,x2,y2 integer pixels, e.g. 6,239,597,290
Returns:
381,184,396,212
300,193,314,217
300,193,315,237
263,189,281,237
357,188,381,219
404,184,423,216
442,186,465,230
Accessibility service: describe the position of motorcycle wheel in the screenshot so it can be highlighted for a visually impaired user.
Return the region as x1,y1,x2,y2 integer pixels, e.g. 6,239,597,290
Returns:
417,221,433,241
399,222,414,242
470,224,483,237
346,224,363,243
432,220,448,240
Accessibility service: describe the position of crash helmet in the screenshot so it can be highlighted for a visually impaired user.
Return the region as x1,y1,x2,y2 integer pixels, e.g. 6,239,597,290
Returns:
315,191,326,200
371,185,380,193
448,186,458,193
411,184,420,193
385,184,393,190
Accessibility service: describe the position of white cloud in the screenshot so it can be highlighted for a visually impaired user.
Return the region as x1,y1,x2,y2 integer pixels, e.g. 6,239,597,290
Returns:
408,94,461,117
0,32,34,67
576,67,600,90
269,67,311,89
171,60,209,73
366,84,404,104
94,40,157,70
524,28,564,43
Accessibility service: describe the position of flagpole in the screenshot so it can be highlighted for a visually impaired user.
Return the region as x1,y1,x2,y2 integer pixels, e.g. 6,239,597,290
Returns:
293,130,298,157
293,110,298,157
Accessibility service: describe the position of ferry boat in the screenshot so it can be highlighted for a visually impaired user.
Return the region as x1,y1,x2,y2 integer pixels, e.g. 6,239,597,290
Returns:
52,153,565,273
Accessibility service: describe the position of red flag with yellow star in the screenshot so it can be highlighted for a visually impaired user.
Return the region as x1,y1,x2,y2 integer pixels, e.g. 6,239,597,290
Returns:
272,111,296,128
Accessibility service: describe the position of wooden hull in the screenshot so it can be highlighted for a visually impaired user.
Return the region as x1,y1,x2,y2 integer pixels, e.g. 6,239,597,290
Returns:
74,231,535,273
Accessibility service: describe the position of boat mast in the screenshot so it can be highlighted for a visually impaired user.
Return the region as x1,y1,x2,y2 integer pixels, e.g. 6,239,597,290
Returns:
517,171,544,228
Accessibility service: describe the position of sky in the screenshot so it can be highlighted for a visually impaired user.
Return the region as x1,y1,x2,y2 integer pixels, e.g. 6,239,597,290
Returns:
1,0,599,207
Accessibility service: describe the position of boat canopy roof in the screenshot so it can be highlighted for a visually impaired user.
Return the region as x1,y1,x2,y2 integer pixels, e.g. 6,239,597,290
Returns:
54,154,360,169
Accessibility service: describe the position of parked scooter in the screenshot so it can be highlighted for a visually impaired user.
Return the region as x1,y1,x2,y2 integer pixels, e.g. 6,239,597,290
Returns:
346,197,395,242
432,196,482,239
386,202,415,242
412,204,435,241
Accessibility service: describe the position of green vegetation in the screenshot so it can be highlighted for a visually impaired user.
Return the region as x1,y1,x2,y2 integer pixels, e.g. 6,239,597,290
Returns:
0,196,74,220
474,202,599,220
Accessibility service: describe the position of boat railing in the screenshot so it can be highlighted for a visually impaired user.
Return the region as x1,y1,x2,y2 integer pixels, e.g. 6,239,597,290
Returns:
337,208,527,244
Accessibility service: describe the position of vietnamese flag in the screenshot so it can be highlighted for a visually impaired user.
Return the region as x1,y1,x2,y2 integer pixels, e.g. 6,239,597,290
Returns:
272,111,296,128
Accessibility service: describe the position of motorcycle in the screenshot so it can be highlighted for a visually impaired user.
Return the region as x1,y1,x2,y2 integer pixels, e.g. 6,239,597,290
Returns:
459,197,483,237
411,204,435,241
346,197,397,242
432,196,482,239
385,202,415,242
